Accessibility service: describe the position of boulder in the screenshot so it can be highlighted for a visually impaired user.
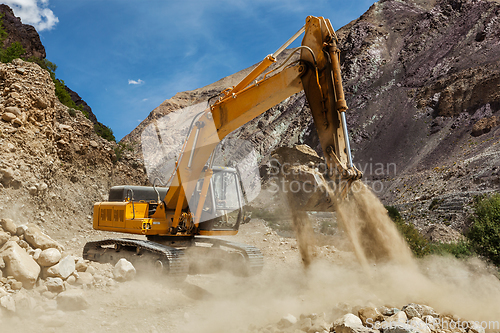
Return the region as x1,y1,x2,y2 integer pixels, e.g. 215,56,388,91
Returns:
358,307,385,327
47,255,75,279
0,241,40,289
0,295,16,312
403,304,421,319
1,112,17,122
75,272,94,286
278,314,297,328
334,313,378,333
37,248,62,267
24,224,64,252
4,106,21,116
56,289,89,311
0,218,17,235
113,258,136,282
0,231,9,247
386,311,408,324
45,277,65,293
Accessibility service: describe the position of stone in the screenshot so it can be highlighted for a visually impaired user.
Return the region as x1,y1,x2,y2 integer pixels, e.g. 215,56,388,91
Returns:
278,314,297,328
468,321,486,333
11,280,23,290
113,258,136,282
0,231,9,247
358,307,385,326
28,185,38,195
47,255,75,279
45,277,65,293
13,291,37,312
0,241,40,289
4,106,21,116
409,318,431,333
334,313,378,333
56,289,89,311
403,304,421,319
59,124,73,132
1,112,16,122
37,248,61,267
33,248,42,260
66,275,76,284
85,265,95,275
386,311,408,324
16,225,27,237
24,224,64,251
89,140,98,148
0,218,17,235
75,258,88,272
75,272,94,286
472,116,498,137
0,295,16,312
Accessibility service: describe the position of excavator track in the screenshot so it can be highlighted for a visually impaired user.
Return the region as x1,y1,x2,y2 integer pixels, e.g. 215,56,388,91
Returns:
83,238,189,278
194,237,264,276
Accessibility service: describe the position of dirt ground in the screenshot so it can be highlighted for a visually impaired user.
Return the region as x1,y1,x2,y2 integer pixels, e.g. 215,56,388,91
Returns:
3,216,500,333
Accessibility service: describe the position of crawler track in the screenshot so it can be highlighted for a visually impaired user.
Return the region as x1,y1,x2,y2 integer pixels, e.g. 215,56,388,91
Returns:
83,237,263,277
83,238,189,278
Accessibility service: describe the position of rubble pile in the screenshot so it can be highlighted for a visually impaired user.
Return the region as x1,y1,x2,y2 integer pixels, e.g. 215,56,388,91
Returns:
0,217,135,320
251,303,487,333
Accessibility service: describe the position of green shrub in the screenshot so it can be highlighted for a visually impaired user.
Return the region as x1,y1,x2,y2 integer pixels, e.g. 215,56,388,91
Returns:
467,193,500,265
386,205,431,258
94,122,115,142
428,240,473,259
0,41,25,63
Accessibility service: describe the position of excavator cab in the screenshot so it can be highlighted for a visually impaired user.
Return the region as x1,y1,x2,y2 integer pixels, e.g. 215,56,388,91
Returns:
191,166,246,232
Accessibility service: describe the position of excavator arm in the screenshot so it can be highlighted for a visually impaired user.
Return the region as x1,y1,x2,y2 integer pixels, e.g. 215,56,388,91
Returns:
167,16,362,231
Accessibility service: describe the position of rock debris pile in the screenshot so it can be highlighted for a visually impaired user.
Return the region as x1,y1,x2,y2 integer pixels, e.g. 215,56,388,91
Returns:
0,217,136,320
251,303,487,333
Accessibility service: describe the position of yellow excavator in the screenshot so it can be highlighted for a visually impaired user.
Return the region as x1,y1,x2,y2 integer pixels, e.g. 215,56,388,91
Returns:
83,16,362,277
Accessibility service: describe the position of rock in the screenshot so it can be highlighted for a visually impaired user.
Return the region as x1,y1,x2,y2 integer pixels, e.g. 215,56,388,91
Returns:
33,248,42,260
0,218,17,235
278,314,298,328
42,291,56,299
37,248,62,267
59,124,74,132
468,321,486,333
56,289,89,311
16,225,27,237
28,185,38,195
113,258,136,282
0,231,9,247
45,277,65,293
0,295,16,312
0,241,40,289
386,311,408,324
4,106,21,116
471,116,498,137
409,318,431,333
358,307,385,326
47,255,75,279
1,112,16,122
11,280,23,290
75,258,88,272
24,224,64,251
403,304,421,319
89,140,98,148
13,291,37,312
75,271,94,286
85,265,96,275
334,313,377,333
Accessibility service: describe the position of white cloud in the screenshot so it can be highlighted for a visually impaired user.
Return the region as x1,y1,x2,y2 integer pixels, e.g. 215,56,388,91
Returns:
128,79,144,85
2,0,59,31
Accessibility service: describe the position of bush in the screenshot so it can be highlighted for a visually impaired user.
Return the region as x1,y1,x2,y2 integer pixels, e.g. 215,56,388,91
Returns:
467,193,500,265
94,122,115,142
428,240,473,259
386,206,431,258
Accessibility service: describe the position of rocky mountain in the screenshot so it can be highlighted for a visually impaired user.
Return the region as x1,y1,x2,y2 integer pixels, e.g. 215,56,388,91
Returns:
124,0,500,236
0,4,45,59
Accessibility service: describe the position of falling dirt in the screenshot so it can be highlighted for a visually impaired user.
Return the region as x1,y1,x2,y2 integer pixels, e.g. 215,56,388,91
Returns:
335,180,415,269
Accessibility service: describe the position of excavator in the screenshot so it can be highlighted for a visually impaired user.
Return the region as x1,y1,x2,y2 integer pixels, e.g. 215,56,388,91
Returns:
83,16,362,278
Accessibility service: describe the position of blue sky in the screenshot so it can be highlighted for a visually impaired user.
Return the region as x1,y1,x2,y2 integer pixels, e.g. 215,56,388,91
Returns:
3,0,376,140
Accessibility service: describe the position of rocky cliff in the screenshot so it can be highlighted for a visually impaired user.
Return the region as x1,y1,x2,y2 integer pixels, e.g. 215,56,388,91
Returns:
124,0,500,235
